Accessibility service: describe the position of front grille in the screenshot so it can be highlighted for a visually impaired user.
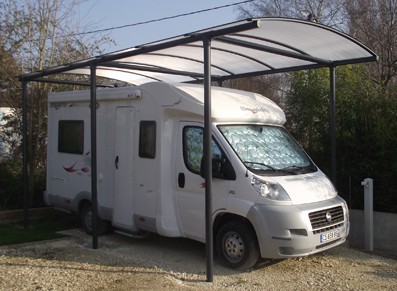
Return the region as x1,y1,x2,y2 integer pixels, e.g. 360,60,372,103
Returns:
309,206,344,231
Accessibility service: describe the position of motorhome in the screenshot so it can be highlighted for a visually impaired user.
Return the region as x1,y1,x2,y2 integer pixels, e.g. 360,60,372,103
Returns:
45,82,349,270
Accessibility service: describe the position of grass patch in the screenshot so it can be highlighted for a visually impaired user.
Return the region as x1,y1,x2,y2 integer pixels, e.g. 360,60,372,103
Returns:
0,211,80,246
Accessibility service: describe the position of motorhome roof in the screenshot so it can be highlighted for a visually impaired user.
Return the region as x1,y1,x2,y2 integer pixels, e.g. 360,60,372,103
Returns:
171,83,286,124
49,82,285,125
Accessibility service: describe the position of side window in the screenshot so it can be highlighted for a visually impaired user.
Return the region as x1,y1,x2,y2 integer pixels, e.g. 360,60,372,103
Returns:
139,121,156,159
183,126,222,174
58,120,84,154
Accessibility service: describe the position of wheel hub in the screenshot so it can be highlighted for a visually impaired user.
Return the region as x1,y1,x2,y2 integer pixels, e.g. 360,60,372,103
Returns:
224,232,245,262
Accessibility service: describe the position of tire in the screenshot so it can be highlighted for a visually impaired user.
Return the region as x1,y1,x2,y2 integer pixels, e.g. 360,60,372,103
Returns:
80,202,109,235
215,220,260,270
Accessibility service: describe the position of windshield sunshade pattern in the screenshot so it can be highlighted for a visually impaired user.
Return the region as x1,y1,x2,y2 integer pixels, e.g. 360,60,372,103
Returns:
219,125,312,171
184,127,222,174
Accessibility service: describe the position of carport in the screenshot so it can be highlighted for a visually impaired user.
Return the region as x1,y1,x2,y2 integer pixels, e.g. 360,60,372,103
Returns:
19,17,377,282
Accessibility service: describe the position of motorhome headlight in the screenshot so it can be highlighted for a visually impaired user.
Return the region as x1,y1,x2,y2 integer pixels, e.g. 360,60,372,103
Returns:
251,177,291,201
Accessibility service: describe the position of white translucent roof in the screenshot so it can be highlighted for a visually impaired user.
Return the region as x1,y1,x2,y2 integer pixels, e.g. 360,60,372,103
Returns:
21,18,377,84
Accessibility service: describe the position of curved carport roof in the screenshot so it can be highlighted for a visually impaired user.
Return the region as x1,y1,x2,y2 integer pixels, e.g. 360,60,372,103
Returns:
21,17,377,85
19,17,377,282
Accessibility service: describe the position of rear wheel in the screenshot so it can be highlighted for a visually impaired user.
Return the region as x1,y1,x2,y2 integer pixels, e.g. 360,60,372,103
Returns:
80,202,109,235
215,220,260,270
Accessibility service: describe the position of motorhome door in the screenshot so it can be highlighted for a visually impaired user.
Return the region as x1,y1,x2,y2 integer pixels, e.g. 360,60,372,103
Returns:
113,106,135,229
176,122,230,241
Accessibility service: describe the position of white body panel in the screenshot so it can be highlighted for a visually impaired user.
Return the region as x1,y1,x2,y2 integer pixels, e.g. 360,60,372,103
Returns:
45,82,349,259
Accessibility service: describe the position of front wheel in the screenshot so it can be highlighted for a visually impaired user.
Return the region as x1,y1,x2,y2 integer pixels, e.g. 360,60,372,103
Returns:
80,202,109,235
215,220,260,270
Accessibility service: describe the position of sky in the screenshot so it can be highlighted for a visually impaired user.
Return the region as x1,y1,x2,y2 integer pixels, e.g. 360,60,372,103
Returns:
77,0,245,53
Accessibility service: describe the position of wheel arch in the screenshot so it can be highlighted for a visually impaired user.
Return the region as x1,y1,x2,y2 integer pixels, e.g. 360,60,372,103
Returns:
74,191,92,213
213,212,258,242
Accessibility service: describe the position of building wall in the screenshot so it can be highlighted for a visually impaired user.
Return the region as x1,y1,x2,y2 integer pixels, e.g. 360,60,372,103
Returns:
348,209,397,254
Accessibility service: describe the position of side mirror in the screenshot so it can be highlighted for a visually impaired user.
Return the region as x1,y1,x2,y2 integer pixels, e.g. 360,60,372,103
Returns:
200,156,236,180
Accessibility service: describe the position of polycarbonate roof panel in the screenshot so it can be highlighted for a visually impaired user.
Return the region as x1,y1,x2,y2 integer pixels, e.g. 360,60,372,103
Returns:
228,19,368,62
20,17,377,84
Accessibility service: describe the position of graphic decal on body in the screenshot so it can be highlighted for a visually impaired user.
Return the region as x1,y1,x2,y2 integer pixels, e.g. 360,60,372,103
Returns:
63,152,91,174
161,97,182,108
240,106,270,114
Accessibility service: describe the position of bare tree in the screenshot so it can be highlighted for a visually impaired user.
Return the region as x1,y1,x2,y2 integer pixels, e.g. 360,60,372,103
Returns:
346,0,397,88
237,0,347,27
0,0,112,207
0,42,19,107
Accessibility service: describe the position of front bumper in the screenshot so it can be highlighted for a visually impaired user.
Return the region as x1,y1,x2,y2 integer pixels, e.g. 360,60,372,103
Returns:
247,196,349,259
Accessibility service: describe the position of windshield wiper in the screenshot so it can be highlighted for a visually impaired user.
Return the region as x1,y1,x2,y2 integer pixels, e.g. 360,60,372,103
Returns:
243,161,297,175
280,165,304,171
244,161,275,170
280,164,317,173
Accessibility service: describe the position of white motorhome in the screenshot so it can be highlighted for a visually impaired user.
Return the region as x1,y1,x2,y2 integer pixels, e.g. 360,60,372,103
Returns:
45,82,349,270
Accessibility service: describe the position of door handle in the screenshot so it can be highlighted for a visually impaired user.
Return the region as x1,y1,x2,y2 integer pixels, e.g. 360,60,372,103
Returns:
178,173,185,188
115,156,119,169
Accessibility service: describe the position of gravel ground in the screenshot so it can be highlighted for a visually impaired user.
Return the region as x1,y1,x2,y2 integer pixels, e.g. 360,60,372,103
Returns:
0,229,396,290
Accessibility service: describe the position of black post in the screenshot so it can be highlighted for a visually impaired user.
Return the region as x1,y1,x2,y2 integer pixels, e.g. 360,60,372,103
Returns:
90,64,98,249
22,81,29,229
203,37,213,283
329,66,337,184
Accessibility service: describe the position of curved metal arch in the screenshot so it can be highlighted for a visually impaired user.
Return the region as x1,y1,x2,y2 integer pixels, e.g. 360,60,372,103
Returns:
96,67,164,83
146,52,235,75
229,33,310,56
100,61,205,80
183,43,275,70
257,17,376,54
68,66,166,85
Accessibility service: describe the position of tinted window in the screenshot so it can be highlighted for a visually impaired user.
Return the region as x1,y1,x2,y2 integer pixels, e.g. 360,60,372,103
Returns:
139,121,156,158
58,120,84,154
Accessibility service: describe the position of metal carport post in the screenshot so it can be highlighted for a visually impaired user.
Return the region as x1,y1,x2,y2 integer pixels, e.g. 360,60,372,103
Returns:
22,80,29,229
90,64,99,249
329,66,337,184
203,36,213,282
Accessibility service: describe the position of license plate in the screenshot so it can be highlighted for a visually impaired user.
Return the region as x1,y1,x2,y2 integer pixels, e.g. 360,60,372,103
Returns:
320,230,340,243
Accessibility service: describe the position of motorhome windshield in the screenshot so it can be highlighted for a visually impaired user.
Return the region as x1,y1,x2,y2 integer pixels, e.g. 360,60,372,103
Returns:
218,125,316,175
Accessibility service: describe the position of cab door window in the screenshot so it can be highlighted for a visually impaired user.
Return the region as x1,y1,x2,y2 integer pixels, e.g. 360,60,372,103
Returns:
182,126,236,181
183,127,222,174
